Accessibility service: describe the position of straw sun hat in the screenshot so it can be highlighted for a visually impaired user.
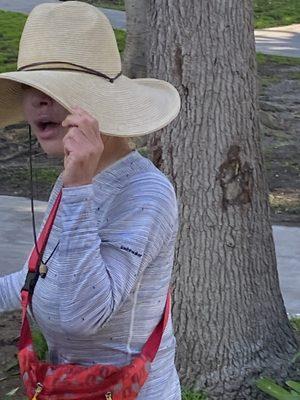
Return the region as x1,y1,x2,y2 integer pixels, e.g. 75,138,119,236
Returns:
0,1,181,137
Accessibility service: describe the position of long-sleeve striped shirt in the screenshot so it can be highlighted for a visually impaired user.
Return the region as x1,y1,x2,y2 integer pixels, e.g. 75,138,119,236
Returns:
0,149,181,399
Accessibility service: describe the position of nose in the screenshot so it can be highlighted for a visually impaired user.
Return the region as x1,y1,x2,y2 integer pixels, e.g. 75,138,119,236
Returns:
31,89,54,108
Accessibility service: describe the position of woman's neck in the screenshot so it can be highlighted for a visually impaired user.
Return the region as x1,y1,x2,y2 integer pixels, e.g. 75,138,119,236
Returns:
94,138,134,175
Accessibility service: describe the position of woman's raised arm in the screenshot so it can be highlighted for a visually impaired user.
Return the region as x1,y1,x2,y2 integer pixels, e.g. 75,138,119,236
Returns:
55,171,178,337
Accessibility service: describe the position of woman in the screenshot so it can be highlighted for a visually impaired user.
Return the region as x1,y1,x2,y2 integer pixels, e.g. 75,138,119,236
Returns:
0,1,181,398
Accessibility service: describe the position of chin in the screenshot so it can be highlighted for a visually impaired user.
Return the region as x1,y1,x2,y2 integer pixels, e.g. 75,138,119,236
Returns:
38,141,64,158
33,134,64,158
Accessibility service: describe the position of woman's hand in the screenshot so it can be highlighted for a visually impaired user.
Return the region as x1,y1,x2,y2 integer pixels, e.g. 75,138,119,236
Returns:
61,106,104,188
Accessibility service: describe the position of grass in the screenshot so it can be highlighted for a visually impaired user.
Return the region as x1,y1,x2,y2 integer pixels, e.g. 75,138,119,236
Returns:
78,0,125,11
30,166,62,185
182,389,208,399
287,71,300,80
32,328,48,361
269,191,300,215
0,165,62,200
0,11,26,73
114,28,126,54
256,52,300,66
254,0,300,29
0,165,61,186
290,316,300,332
259,75,281,88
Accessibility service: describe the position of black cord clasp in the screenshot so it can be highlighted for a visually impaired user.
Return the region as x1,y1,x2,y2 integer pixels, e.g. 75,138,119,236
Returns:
22,271,40,295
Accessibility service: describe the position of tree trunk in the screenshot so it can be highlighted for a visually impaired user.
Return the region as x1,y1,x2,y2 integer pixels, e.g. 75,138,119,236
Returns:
146,0,299,398
122,0,148,79
123,0,149,150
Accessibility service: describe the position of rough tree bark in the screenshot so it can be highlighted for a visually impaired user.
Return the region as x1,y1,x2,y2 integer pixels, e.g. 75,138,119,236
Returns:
122,0,148,78
144,0,299,399
122,0,149,151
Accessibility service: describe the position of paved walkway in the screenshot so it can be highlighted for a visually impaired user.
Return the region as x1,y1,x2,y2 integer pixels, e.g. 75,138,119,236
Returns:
1,1,300,58
0,195,299,316
255,24,300,58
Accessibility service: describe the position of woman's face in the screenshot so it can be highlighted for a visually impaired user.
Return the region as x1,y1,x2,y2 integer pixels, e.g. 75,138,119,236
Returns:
21,83,70,157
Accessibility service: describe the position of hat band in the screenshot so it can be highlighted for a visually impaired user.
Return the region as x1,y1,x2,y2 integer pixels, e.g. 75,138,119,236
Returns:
17,61,122,83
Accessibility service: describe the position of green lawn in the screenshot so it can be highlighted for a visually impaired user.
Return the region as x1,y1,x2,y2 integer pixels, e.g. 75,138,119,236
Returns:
256,52,300,66
182,389,208,399
79,0,125,11
0,11,26,73
254,0,300,28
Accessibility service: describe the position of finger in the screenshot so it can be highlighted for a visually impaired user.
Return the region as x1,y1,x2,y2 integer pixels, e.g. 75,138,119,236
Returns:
63,134,80,148
63,136,85,158
63,129,96,154
63,129,85,147
70,107,101,137
69,107,96,125
72,106,93,118
62,114,99,141
62,113,82,127
62,116,94,144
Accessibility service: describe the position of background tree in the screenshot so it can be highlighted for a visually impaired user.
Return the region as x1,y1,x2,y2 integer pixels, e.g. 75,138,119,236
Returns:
123,0,163,166
124,0,299,398
122,0,148,151
122,0,148,78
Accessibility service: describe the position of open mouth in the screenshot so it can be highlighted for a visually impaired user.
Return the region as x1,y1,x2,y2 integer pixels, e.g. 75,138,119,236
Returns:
37,121,60,131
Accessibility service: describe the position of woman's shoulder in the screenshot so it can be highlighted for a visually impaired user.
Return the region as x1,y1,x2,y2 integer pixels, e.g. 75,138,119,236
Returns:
121,151,176,195
47,150,178,216
118,157,177,211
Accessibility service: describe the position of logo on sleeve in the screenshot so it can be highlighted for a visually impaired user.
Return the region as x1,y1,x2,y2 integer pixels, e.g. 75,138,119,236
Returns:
120,245,142,258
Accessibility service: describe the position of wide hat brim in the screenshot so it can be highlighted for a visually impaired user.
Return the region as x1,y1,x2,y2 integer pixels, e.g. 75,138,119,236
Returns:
0,70,181,137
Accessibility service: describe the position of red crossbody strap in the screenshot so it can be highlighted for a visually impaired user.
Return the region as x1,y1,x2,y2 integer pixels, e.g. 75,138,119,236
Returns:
141,290,171,362
19,188,171,361
19,189,63,350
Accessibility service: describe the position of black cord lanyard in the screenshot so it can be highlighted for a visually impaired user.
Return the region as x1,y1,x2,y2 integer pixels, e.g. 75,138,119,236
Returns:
29,124,59,278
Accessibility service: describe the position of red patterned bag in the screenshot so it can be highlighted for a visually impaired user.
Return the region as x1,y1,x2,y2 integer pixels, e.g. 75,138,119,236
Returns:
18,189,171,399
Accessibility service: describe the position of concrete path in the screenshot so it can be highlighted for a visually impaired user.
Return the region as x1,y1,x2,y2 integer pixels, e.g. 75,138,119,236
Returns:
273,225,300,317
255,24,300,58
0,195,47,277
0,0,127,29
0,195,299,317
1,0,300,58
